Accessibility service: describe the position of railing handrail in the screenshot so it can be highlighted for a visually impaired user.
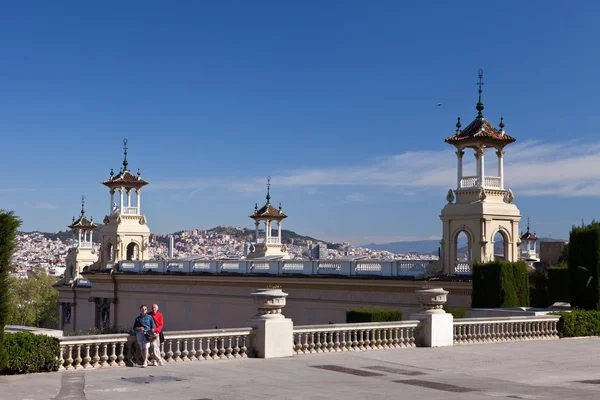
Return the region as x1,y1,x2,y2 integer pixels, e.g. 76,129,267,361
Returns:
161,327,253,339
454,315,560,325
293,320,420,333
60,333,130,345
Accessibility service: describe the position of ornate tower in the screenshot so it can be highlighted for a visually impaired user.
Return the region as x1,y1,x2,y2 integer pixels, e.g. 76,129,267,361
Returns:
247,177,291,260
98,139,150,268
62,196,99,284
520,218,539,261
440,70,521,273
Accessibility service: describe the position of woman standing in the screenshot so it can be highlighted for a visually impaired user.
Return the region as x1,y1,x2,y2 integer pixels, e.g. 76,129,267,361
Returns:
132,304,156,368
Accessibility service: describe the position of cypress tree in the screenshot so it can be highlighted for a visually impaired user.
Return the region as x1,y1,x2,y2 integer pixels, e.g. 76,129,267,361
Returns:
0,210,21,370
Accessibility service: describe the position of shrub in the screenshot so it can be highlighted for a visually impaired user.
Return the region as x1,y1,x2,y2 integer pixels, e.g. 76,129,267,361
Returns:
547,264,569,305
1,333,60,374
472,260,530,308
346,308,402,323
529,271,549,308
551,310,600,338
444,306,467,318
568,221,600,310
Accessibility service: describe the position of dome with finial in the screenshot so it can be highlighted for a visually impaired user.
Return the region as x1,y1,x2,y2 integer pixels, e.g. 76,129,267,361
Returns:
102,139,149,189
249,177,287,220
68,196,97,230
445,69,516,146
520,217,538,241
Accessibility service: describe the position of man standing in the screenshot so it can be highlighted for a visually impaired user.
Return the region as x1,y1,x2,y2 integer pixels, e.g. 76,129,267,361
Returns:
132,304,155,368
149,303,164,366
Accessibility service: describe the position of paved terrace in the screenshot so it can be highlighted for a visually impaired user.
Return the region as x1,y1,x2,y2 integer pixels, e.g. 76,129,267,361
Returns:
4,337,600,400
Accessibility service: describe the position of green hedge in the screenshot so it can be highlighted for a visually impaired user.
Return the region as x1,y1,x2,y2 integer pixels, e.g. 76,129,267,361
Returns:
1,333,60,374
472,260,530,308
568,222,600,310
547,264,569,305
444,306,467,318
346,308,402,323
529,271,549,308
551,310,600,338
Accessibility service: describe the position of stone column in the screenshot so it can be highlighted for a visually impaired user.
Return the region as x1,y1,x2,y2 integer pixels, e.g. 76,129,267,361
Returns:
456,150,464,189
277,221,282,243
247,288,293,358
78,230,82,246
136,189,141,214
476,147,485,187
110,189,115,214
497,149,504,189
255,221,259,242
119,188,124,212
127,189,131,207
410,288,454,347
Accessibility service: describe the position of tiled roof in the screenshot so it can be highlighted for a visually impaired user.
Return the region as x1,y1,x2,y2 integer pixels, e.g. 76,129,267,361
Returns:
69,216,97,230
521,231,538,241
250,204,287,219
102,170,149,187
445,117,516,144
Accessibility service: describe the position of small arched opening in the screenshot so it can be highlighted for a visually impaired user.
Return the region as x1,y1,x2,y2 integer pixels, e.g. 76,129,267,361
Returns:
493,230,509,261
454,230,471,273
106,242,113,262
126,242,139,260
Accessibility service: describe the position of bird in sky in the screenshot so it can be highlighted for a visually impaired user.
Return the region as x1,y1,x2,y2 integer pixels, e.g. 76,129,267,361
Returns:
437,103,442,107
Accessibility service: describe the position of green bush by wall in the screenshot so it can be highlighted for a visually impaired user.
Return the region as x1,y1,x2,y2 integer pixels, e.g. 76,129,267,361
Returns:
529,270,549,308
1,332,60,374
443,306,467,318
568,222,600,310
547,264,569,305
346,308,402,323
472,260,530,308
551,310,600,338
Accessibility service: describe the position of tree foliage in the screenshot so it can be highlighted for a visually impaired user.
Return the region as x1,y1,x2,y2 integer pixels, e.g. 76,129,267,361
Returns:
7,268,59,329
0,210,22,370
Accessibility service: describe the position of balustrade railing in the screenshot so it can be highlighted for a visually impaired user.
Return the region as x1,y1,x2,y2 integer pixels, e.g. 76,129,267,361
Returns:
459,176,478,188
454,261,472,274
58,334,129,371
267,237,281,244
484,176,502,189
293,321,419,354
121,206,138,215
74,242,93,248
58,328,252,370
453,316,559,345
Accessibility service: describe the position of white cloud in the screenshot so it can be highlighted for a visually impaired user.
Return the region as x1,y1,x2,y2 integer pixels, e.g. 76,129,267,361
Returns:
147,139,600,198
345,193,364,203
0,188,35,193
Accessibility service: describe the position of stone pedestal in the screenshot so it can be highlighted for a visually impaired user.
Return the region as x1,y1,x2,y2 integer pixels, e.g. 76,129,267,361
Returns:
410,288,454,347
247,288,293,358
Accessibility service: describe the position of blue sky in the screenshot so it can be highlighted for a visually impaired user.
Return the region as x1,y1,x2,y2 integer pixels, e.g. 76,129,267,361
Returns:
1,1,598,244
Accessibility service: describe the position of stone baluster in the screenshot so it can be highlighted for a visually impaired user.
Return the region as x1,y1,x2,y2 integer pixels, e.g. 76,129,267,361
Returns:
92,343,101,368
174,339,182,362
358,330,365,350
118,342,126,367
65,345,74,370
308,333,315,353
73,345,83,369
58,345,66,371
83,344,92,369
233,336,241,358
218,337,226,359
240,336,248,358
109,343,117,367
334,331,341,352
197,338,205,361
189,338,197,361
203,338,212,360
100,343,109,367
340,331,348,351
166,339,174,363
211,337,219,359
409,327,416,347
181,339,189,362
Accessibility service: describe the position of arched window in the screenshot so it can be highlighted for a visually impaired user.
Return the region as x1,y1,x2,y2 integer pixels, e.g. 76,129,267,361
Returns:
493,231,508,261
126,242,139,260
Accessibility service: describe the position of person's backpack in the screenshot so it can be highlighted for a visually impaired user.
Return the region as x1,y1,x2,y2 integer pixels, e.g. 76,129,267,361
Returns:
159,331,165,344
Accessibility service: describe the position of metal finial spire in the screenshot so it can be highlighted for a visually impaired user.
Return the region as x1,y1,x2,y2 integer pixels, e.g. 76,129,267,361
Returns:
122,138,129,171
110,168,114,178
279,202,282,211
72,216,75,223
81,195,85,217
527,217,530,233
266,176,271,204
137,168,141,178
476,69,484,118
499,116,505,130
254,203,258,212
456,117,461,131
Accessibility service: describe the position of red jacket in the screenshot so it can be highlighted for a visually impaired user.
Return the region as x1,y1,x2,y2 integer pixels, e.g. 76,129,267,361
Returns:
150,311,164,334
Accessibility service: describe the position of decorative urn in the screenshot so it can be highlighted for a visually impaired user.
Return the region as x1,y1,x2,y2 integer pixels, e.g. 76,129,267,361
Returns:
415,287,449,314
251,288,288,319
